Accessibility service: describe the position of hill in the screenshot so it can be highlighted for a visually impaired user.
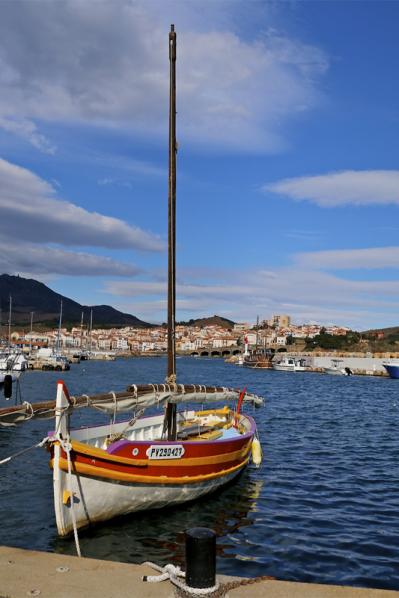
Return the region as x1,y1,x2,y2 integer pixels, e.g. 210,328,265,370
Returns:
177,315,235,329
0,274,152,328
362,325,399,336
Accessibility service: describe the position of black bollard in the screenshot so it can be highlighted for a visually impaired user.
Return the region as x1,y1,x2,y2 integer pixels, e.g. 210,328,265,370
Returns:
185,527,216,589
3,374,12,399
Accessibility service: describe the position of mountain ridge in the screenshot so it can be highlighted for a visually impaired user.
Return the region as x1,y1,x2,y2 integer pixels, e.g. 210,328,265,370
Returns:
0,274,152,328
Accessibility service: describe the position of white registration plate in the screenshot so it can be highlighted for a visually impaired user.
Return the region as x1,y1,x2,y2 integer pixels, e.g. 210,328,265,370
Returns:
146,444,185,460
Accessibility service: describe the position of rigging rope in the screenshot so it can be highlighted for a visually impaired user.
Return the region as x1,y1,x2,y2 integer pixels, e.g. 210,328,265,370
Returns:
58,435,81,558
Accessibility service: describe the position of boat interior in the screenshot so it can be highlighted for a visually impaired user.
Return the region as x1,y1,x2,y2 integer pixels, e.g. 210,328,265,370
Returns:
66,406,250,451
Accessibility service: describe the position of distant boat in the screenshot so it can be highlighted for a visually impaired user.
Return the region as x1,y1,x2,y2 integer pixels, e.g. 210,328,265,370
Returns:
273,356,307,372
0,295,28,384
0,349,28,373
243,349,274,369
0,348,27,394
382,362,399,379
31,348,70,371
323,359,352,376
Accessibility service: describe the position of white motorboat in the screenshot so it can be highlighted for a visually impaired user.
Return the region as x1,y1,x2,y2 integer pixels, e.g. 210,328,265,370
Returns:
273,356,307,372
323,359,352,376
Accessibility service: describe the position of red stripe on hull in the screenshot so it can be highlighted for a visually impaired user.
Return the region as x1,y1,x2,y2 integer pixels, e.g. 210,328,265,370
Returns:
55,435,253,481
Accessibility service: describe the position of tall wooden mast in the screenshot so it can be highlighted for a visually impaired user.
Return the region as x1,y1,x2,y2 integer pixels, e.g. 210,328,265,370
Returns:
166,24,177,439
167,24,177,382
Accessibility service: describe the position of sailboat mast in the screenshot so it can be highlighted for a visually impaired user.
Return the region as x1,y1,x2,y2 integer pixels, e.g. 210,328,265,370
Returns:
167,24,177,383
8,295,12,347
30,311,34,353
56,300,63,354
165,24,178,441
80,311,84,352
89,309,93,352
255,315,259,351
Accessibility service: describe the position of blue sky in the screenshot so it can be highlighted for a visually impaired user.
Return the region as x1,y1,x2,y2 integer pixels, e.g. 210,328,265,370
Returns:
0,0,398,330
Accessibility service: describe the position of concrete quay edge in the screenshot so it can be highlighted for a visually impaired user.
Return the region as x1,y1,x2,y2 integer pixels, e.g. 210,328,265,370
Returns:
1,546,399,598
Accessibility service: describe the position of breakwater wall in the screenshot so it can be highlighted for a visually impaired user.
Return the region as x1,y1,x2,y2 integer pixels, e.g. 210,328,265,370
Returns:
280,352,396,376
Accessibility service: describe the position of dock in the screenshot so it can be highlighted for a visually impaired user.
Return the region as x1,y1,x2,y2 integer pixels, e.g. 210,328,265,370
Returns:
1,546,398,597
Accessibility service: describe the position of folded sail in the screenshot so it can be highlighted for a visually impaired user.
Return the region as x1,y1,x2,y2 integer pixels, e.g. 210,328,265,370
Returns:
0,383,263,426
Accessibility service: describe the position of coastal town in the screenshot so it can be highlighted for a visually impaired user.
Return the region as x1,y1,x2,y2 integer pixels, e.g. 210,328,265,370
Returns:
9,314,351,355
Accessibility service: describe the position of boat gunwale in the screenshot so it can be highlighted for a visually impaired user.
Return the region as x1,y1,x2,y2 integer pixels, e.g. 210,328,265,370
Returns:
50,412,256,447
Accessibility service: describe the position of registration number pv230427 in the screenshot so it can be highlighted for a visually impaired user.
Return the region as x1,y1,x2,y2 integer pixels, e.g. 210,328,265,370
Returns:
146,444,185,460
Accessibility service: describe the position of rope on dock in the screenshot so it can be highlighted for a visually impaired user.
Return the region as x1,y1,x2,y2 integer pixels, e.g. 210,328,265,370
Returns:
142,561,219,595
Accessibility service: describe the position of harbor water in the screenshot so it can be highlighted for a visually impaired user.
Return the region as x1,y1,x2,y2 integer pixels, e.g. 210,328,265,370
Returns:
0,357,398,590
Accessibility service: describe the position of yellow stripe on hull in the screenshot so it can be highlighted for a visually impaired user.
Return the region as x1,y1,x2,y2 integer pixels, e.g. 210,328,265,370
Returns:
53,455,250,485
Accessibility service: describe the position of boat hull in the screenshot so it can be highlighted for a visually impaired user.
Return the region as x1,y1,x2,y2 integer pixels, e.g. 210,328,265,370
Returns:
53,448,247,536
244,361,273,369
51,408,255,536
272,364,306,372
383,364,399,379
323,367,346,375
273,364,296,372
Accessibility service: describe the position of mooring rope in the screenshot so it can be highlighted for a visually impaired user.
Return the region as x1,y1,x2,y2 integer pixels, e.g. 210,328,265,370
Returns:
0,436,51,465
58,435,81,558
142,561,219,595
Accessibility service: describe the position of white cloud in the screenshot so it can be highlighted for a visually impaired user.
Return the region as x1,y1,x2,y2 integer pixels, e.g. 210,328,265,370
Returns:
0,240,141,277
0,116,56,154
103,266,399,329
94,155,166,179
264,170,399,207
0,158,164,251
105,280,253,300
296,246,399,270
0,1,328,153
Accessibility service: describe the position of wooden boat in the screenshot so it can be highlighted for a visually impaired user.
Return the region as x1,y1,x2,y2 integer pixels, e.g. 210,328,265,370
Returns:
242,320,274,369
0,25,263,541
51,381,261,536
243,349,274,369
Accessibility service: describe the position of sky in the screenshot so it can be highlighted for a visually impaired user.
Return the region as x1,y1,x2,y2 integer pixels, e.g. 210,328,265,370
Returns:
0,0,398,330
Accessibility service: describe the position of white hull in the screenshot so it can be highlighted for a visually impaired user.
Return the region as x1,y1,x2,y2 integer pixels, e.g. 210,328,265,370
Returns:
53,443,245,536
273,364,296,372
323,367,347,376
273,363,306,372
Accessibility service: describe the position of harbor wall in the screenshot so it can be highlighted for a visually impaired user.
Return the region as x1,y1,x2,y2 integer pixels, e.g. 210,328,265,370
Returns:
279,352,395,375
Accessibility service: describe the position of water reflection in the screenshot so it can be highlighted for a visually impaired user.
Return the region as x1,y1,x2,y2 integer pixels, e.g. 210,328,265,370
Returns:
53,472,264,572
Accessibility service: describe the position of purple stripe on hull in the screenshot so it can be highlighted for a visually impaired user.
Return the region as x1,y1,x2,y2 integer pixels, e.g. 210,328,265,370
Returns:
106,415,256,454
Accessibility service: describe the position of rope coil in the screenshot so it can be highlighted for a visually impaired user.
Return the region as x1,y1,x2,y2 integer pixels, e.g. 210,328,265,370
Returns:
142,562,219,595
